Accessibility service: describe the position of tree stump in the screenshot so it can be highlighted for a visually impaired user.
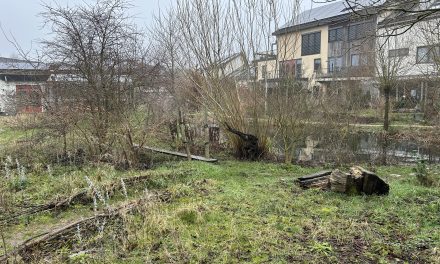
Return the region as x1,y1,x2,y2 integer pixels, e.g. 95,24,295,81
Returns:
355,166,389,195
224,123,262,160
299,167,389,196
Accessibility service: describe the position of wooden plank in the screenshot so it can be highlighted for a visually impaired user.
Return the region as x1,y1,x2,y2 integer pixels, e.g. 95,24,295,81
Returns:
135,145,218,163
299,177,330,190
298,170,332,181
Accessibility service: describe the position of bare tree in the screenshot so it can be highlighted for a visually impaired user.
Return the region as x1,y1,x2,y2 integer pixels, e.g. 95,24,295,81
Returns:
376,49,403,131
171,0,288,159
40,0,149,160
148,8,196,159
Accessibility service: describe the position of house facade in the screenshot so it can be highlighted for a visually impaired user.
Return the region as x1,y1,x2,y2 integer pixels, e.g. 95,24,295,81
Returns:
256,1,377,93
258,0,440,107
377,5,440,107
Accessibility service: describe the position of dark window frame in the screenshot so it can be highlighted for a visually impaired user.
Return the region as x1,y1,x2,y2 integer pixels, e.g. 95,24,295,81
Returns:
328,56,343,73
279,59,302,78
348,22,373,41
295,59,302,78
301,31,321,56
261,65,267,79
416,45,440,64
329,27,344,42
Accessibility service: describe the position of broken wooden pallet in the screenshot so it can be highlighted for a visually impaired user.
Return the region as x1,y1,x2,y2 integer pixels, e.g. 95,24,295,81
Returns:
135,144,218,162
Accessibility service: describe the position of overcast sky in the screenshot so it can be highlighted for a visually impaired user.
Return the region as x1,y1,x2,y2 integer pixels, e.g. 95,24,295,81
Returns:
0,0,325,58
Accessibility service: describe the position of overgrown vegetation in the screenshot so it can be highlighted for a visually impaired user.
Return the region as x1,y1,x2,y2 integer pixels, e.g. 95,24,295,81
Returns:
1,0,440,262
414,159,440,187
1,159,439,263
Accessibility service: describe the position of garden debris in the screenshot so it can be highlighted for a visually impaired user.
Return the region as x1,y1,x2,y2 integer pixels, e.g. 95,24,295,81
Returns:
1,201,136,263
0,192,169,263
297,166,389,195
0,172,182,225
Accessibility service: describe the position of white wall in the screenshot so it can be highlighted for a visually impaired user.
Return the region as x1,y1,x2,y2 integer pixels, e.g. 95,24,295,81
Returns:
0,79,16,113
377,18,440,78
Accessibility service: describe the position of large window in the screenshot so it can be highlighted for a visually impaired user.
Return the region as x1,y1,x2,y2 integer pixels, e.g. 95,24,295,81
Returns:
280,59,302,78
301,32,321,56
328,57,343,72
416,46,440,63
348,22,373,40
389,48,409,58
329,28,343,42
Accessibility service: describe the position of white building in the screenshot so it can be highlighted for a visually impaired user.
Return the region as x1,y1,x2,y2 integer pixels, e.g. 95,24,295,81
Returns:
0,57,49,114
377,2,440,105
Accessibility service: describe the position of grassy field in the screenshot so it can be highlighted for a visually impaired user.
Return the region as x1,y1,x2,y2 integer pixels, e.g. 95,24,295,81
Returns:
1,160,439,263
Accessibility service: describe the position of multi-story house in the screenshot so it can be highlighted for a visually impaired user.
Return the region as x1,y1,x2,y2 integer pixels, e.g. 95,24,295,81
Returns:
257,1,377,91
257,0,440,107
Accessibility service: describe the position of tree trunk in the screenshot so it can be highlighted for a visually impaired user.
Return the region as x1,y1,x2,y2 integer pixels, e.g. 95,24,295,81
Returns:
224,123,261,160
383,85,390,132
380,131,388,165
204,109,210,158
382,85,391,165
178,109,192,161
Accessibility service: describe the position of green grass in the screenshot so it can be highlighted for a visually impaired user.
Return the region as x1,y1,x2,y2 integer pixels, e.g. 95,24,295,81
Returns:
0,126,28,146
1,116,439,263
2,161,439,263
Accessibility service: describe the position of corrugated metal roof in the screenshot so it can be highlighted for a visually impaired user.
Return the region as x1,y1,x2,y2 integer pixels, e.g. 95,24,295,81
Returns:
0,57,45,70
282,1,347,28
279,0,382,30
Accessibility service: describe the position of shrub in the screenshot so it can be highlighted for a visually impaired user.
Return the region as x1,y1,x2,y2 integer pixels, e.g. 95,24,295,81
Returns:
413,160,439,187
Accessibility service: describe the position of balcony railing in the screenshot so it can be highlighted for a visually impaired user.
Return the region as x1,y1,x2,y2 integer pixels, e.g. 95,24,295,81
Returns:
317,66,375,79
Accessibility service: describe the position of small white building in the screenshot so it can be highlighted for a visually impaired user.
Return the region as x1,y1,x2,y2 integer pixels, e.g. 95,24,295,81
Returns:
0,57,50,114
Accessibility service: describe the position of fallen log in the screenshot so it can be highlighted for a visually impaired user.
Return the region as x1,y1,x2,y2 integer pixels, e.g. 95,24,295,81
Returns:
355,166,389,195
299,177,331,190
297,170,332,189
329,170,350,193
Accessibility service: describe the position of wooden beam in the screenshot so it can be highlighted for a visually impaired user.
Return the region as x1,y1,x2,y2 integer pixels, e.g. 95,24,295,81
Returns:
298,170,332,181
135,145,218,163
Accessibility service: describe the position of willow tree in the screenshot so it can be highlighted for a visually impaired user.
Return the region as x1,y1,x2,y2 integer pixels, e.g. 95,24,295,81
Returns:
169,0,300,160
